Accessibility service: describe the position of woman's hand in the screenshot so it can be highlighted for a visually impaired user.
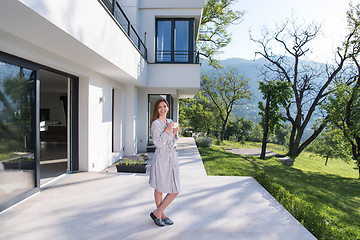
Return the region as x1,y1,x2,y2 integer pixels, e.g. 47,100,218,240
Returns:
173,127,179,138
165,122,174,134
173,127,179,135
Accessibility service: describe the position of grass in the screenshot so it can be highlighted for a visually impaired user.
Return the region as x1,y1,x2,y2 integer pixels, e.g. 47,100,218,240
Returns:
198,141,360,238
0,153,18,161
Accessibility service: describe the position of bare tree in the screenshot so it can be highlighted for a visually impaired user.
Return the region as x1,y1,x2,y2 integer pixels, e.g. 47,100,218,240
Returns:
250,15,359,157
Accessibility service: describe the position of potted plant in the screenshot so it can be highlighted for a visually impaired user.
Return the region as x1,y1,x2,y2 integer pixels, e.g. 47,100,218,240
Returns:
116,158,147,173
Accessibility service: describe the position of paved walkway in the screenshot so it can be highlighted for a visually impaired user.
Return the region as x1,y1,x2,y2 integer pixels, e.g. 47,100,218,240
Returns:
0,138,316,240
222,148,280,157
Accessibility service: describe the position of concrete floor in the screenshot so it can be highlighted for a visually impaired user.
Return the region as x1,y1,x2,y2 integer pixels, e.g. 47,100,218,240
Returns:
0,138,316,240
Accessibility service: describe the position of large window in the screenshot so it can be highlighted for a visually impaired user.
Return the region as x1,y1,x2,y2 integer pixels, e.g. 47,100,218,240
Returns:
156,18,195,63
0,60,36,205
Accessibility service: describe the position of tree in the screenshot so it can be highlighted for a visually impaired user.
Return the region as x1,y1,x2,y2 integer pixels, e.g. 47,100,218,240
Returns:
258,80,292,159
224,116,254,141
250,12,360,157
322,78,360,177
307,127,346,166
202,66,252,141
1,67,35,150
179,91,219,136
271,123,291,146
318,3,360,177
249,123,262,142
198,0,244,67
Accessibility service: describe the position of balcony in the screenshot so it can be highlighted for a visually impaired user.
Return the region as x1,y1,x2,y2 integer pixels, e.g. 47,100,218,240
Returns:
100,0,147,60
156,51,200,64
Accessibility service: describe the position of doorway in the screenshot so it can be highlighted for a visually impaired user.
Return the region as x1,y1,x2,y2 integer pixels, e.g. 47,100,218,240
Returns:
39,69,69,185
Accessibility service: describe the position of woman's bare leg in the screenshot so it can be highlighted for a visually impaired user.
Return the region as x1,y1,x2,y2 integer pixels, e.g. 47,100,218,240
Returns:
153,192,179,219
154,189,169,219
154,189,162,208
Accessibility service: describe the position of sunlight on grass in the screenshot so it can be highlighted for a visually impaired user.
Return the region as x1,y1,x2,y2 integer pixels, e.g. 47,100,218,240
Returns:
199,142,360,238
0,153,17,161
292,152,358,179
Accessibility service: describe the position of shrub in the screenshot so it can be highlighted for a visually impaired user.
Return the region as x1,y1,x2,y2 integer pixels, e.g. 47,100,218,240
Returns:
253,171,357,240
182,130,193,137
195,137,212,147
229,135,237,142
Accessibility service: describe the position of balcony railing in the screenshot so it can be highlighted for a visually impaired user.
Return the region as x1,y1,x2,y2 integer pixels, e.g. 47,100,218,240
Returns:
100,0,147,60
156,51,200,64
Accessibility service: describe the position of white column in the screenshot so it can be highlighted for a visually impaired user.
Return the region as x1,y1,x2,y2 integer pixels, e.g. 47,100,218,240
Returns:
78,77,89,171
173,97,179,124
113,88,122,153
124,85,137,156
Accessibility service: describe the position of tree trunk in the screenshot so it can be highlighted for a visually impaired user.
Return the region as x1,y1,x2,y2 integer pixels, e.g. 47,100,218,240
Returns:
325,156,328,166
260,97,270,159
220,122,226,141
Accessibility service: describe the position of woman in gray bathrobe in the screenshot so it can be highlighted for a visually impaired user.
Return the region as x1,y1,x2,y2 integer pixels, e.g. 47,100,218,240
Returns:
149,98,180,227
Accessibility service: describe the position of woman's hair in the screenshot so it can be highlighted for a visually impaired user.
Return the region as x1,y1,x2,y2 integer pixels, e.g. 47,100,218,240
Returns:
150,98,169,126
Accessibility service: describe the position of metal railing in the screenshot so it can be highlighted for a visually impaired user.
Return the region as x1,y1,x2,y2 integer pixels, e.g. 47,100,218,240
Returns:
156,51,200,64
101,0,147,60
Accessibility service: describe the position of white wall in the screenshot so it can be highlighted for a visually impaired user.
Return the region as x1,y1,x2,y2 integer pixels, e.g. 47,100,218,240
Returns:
0,0,147,86
136,88,148,152
0,26,129,172
0,0,203,172
119,0,139,32
123,85,138,156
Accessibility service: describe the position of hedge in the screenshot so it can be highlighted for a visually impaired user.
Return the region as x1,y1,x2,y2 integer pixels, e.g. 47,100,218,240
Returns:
253,171,358,240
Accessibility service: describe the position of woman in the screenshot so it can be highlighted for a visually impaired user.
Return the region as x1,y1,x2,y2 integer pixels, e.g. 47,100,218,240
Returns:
149,98,180,227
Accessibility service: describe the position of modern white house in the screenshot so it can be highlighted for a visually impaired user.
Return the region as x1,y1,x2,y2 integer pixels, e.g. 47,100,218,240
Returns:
0,0,203,211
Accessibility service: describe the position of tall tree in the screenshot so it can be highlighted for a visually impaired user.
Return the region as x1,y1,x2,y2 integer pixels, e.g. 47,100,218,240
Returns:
322,78,360,177
258,80,292,159
202,66,252,141
198,0,244,67
250,12,360,157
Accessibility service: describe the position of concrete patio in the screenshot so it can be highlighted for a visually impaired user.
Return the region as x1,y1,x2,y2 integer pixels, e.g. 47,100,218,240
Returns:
0,137,316,240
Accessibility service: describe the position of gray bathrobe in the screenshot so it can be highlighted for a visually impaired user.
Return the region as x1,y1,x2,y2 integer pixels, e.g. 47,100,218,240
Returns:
149,118,181,193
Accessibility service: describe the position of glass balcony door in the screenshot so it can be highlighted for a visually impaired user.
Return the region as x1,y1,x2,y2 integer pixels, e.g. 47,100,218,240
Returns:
156,18,195,63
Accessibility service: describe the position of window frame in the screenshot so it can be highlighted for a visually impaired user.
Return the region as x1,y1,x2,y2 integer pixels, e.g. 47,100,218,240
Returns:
155,18,195,63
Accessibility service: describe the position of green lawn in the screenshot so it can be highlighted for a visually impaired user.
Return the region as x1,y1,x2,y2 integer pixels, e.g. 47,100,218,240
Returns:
198,141,360,238
0,153,18,161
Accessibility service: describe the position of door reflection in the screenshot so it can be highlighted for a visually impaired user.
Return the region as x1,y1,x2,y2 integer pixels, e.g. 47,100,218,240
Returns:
0,61,36,204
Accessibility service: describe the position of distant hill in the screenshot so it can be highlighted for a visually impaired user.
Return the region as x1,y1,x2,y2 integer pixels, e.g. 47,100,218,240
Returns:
200,57,327,125
200,57,329,141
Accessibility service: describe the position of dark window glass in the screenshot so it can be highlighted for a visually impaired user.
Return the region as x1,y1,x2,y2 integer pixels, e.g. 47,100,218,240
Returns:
0,60,36,204
156,21,172,62
148,94,173,145
156,19,194,63
174,21,189,62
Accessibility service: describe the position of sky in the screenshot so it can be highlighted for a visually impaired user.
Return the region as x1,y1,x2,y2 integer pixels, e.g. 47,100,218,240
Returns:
219,0,360,63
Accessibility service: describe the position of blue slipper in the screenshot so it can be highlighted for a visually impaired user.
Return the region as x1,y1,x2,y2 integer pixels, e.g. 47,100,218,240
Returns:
150,212,165,227
162,217,174,225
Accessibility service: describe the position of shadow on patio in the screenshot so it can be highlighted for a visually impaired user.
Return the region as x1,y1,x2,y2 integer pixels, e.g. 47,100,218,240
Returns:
0,137,315,240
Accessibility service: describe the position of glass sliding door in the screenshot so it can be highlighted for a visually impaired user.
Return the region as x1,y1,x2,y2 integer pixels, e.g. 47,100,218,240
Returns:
147,94,173,145
0,60,37,205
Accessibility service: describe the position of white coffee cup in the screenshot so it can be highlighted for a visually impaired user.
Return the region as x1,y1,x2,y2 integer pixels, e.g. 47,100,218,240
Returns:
173,123,178,129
